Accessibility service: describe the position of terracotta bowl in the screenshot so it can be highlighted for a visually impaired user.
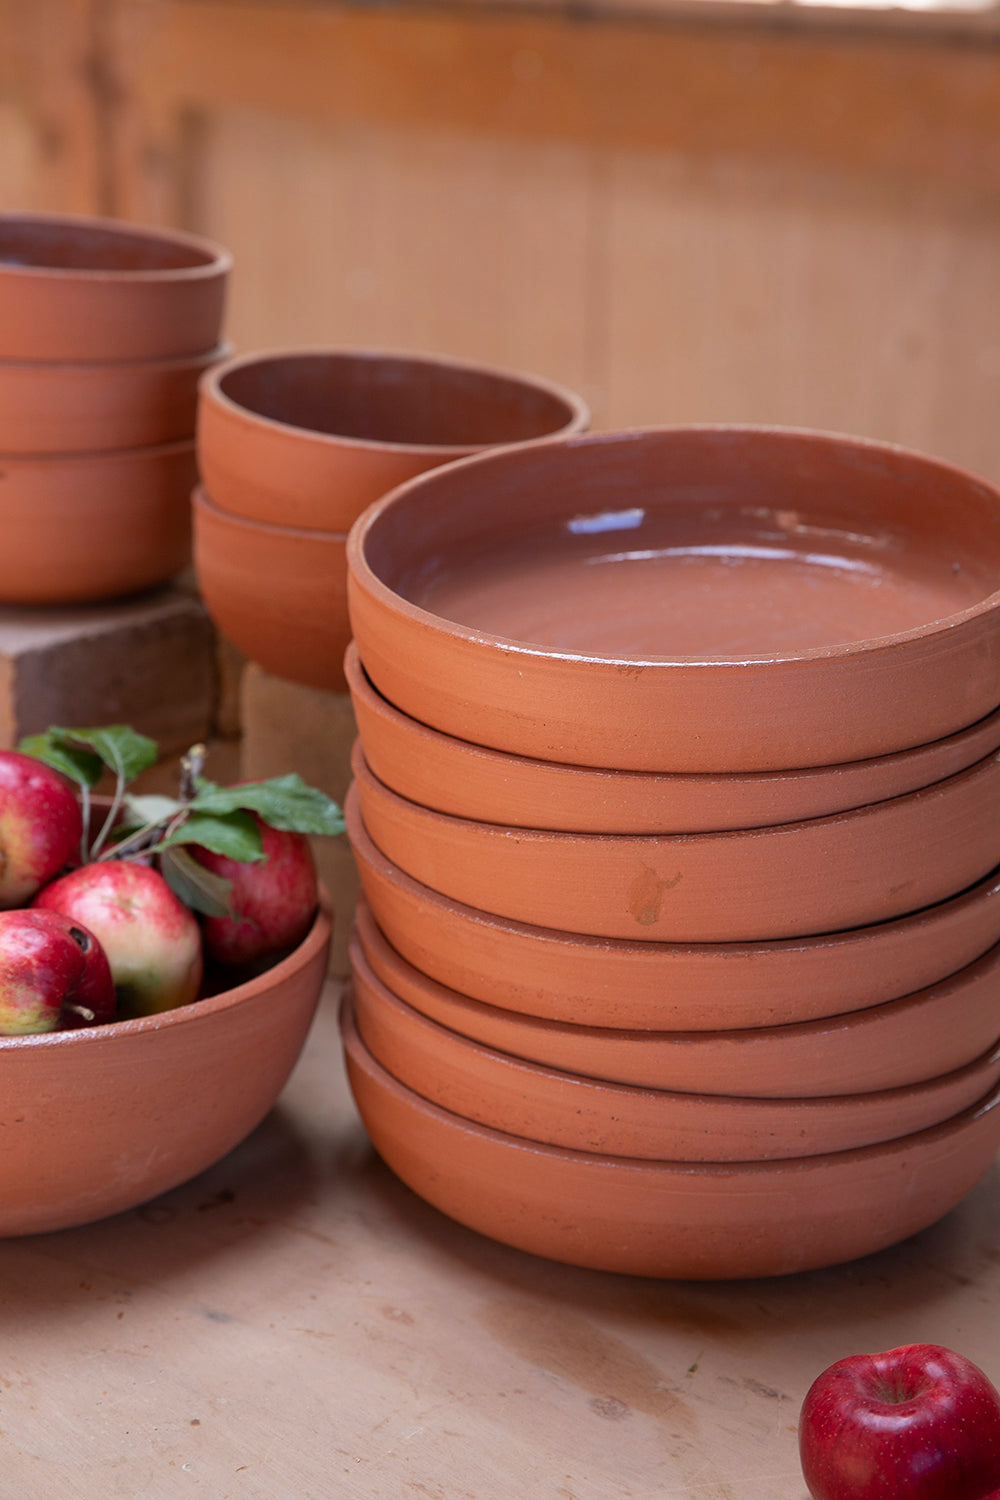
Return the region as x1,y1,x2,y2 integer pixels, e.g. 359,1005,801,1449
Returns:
0,895,332,1237
0,439,198,604
192,485,350,691
347,644,1000,834
342,996,1000,1279
347,426,1000,773
346,789,1000,1029
198,347,590,532
351,938,1000,1160
0,212,231,363
0,341,231,454
353,901,1000,1097
351,741,1000,943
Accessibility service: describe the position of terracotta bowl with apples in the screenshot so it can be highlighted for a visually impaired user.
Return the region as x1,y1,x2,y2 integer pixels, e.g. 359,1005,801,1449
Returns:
0,728,341,1235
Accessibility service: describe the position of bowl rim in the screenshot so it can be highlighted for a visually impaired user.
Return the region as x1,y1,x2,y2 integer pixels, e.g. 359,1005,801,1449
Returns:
199,344,591,458
0,338,234,378
341,989,1000,1174
193,483,350,542
0,889,333,1052
344,778,1000,958
345,639,1000,791
351,926,1000,1110
0,211,234,283
347,423,1000,670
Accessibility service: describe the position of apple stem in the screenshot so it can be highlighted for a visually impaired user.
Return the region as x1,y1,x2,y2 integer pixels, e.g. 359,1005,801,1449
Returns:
78,782,92,866
64,1003,95,1023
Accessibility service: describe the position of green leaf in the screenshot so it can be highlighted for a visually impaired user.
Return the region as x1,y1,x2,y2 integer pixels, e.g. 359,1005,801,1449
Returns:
190,774,344,836
158,809,266,863
159,846,233,918
49,724,159,785
18,732,104,788
124,793,184,826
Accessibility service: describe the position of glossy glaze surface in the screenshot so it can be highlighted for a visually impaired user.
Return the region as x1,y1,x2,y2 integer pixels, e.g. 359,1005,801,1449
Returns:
347,644,1000,833
348,427,1000,771
341,996,1000,1279
0,897,331,1236
353,902,1000,1097
352,742,1000,943
346,788,1000,1029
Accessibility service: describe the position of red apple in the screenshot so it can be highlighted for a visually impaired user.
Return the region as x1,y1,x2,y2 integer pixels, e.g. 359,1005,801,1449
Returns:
0,909,113,1034
0,751,82,908
192,816,318,965
34,860,202,1018
800,1344,1000,1500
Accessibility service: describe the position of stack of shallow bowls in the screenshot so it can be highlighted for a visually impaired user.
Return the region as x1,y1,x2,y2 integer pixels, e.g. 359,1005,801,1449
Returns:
342,424,1000,1279
0,212,230,604
193,349,589,691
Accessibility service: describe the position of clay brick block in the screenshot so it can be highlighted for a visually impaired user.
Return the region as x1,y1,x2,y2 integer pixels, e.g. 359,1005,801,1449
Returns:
0,588,219,755
239,663,358,976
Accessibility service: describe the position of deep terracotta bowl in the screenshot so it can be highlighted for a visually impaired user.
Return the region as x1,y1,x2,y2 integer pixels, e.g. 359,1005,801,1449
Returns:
198,347,589,532
351,938,1000,1161
342,996,1000,1279
0,439,198,604
0,212,231,363
347,644,1000,834
0,341,231,454
353,902,1000,1097
346,789,1000,1029
192,485,350,691
0,895,332,1237
347,426,1000,773
351,741,1000,943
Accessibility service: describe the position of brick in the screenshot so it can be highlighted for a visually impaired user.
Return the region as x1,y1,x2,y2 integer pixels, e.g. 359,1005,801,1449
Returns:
240,663,358,977
0,587,219,756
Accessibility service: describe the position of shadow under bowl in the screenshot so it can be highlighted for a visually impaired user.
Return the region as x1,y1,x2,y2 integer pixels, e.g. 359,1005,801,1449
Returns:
0,895,332,1237
341,994,1000,1279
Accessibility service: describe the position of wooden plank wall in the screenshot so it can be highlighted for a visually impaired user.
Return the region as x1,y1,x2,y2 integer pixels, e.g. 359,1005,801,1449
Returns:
3,0,1000,480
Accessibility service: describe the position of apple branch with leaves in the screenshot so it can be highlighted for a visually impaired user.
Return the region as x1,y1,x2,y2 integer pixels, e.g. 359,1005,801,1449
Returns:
18,724,345,918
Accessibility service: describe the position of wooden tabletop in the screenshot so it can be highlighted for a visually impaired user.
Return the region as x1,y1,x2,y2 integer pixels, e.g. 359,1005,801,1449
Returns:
4,980,999,1499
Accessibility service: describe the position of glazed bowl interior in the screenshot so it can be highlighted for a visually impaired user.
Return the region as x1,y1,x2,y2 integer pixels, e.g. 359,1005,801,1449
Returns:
212,349,589,453
359,427,1000,661
0,214,227,276
0,896,332,1237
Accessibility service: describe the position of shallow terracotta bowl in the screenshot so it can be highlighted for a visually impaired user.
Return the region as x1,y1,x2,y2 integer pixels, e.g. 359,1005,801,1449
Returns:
198,347,589,532
192,485,350,691
0,896,332,1237
0,212,231,362
342,996,1000,1279
353,902,1000,1097
347,644,1000,834
346,791,1000,1029
0,439,198,604
352,742,1000,943
0,341,230,454
347,426,1000,773
351,937,1000,1160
